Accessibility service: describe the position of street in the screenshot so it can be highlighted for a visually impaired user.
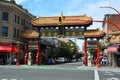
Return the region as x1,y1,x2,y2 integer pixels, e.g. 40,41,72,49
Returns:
0,62,120,80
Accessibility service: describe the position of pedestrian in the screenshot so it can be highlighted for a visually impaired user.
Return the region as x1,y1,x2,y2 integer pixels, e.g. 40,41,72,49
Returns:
0,58,3,65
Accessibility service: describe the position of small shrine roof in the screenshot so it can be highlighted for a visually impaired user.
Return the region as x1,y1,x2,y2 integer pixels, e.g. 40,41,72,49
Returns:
84,29,105,38
31,15,92,27
21,30,39,38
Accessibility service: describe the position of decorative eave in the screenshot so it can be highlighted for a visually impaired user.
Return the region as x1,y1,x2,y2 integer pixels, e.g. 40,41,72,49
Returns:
109,31,120,35
31,15,92,27
21,30,39,39
84,29,105,38
106,42,119,47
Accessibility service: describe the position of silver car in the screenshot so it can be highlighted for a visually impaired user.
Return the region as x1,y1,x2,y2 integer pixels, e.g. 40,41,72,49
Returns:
56,57,66,63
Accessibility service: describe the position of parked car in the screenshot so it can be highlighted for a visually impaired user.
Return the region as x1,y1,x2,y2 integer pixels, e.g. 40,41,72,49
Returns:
72,59,77,62
46,58,55,65
56,57,66,63
101,58,109,65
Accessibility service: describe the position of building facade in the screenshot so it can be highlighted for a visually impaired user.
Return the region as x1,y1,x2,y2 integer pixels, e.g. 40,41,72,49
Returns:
0,0,35,43
102,14,120,67
0,0,36,64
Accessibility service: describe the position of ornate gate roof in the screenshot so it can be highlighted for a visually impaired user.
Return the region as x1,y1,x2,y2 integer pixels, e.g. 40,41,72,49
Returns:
84,29,105,38
31,15,92,27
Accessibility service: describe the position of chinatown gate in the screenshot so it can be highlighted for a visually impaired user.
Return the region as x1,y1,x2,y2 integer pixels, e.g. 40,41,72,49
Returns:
22,14,105,68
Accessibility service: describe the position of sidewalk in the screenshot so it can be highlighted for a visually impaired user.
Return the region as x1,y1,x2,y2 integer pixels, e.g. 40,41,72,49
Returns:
0,65,120,72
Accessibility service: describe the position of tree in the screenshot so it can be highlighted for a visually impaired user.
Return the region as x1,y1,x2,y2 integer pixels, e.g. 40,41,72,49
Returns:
58,42,72,58
100,44,105,52
88,48,97,60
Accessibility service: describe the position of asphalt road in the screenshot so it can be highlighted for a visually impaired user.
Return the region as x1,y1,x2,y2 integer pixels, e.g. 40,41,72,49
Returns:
0,68,94,80
0,62,120,80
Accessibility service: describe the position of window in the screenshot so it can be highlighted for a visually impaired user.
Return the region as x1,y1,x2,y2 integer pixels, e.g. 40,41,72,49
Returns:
24,20,26,27
2,26,8,37
17,29,20,38
14,15,17,23
15,15,20,24
2,12,9,21
17,16,20,24
26,21,28,27
14,28,16,38
21,18,24,26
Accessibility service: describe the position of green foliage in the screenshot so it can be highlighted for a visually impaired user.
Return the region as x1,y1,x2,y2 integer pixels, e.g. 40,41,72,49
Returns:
100,44,105,51
58,41,79,59
58,42,72,57
88,48,96,56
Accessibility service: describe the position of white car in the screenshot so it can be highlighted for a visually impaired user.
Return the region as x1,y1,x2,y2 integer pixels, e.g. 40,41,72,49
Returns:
56,57,66,63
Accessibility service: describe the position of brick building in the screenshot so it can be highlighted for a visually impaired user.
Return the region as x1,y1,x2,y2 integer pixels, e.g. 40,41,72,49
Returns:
102,14,120,67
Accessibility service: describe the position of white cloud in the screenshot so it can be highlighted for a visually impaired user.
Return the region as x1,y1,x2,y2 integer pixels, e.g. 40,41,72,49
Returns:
63,0,120,18
35,0,42,2
15,0,26,4
6,0,26,4
64,0,120,29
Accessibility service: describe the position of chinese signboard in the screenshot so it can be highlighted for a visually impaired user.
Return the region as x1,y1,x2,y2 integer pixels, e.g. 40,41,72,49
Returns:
40,28,84,38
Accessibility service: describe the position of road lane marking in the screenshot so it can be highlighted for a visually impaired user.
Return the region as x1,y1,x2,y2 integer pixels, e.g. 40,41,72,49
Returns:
106,77,120,80
104,71,114,75
1,79,8,80
104,73,114,75
1,79,24,80
94,70,100,80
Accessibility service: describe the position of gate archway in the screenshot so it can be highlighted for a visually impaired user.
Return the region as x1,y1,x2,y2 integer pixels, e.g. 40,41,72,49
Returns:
22,14,104,67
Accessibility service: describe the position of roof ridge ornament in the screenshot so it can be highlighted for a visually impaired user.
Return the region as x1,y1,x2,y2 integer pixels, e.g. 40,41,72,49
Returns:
60,11,63,16
60,12,65,20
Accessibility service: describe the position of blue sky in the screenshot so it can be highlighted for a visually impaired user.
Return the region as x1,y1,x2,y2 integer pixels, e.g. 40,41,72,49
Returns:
12,0,120,50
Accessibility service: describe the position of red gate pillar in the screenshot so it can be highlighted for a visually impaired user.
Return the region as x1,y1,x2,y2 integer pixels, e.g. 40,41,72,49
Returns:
97,44,101,68
36,41,41,65
24,42,29,64
84,40,87,66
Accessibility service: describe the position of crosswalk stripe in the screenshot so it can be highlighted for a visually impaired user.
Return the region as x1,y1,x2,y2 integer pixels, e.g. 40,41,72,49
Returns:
94,70,100,80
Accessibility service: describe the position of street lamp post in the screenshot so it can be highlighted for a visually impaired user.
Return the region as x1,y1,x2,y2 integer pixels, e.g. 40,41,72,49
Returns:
100,6,120,16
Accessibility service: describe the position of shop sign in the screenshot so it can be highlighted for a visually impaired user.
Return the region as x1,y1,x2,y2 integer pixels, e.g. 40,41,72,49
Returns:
107,47,118,52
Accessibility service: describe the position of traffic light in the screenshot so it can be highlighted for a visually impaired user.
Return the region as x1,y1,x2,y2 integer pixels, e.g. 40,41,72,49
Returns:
58,16,62,25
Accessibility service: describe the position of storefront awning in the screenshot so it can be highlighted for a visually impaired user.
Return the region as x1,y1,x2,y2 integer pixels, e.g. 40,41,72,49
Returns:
0,43,22,53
